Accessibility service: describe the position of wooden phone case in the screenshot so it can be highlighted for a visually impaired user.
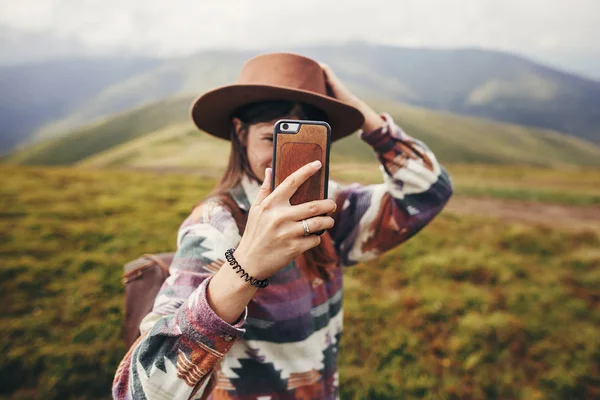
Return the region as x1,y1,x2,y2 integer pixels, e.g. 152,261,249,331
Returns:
271,120,331,207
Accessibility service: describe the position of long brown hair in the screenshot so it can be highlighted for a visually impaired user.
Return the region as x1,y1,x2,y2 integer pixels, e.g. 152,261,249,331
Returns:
211,100,338,280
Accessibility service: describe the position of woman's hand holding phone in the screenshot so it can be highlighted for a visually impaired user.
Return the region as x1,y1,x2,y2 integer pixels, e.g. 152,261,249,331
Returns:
234,162,336,280
207,162,336,323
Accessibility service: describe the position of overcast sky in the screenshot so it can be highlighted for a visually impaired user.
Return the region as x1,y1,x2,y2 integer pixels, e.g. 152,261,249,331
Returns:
1,0,599,78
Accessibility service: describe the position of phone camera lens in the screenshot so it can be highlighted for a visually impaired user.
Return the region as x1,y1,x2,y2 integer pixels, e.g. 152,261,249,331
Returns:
282,123,289,130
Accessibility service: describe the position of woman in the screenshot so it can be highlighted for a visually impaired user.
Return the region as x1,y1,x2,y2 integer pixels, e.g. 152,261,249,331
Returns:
113,53,453,399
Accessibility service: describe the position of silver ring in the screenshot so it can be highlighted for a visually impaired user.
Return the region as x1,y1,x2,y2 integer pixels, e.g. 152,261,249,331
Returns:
302,219,311,236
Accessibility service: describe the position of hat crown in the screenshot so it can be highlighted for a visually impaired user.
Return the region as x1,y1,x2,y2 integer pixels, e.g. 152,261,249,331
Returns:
237,53,327,95
190,52,365,142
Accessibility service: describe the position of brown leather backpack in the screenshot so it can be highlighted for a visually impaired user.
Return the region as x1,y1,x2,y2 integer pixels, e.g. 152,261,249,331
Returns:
121,194,247,348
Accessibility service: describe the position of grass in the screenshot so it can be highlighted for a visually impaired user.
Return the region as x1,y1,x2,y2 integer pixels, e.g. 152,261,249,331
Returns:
0,166,206,399
1,165,599,399
340,215,600,399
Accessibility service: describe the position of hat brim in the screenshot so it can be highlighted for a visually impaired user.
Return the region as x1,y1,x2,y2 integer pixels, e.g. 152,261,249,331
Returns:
190,84,365,142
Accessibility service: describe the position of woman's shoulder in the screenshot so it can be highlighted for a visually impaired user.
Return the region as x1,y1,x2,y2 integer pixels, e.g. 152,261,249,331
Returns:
177,196,243,248
187,195,238,226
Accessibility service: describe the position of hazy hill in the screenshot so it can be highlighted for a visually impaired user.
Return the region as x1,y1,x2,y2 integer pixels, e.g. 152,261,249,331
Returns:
0,57,162,153
6,96,600,168
4,97,192,166
32,51,254,142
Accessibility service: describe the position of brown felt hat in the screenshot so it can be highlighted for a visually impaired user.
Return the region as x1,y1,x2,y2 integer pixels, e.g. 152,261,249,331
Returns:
190,53,365,142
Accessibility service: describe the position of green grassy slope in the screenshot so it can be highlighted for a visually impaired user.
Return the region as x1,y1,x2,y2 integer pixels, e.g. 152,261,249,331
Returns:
77,122,600,207
76,123,231,173
1,165,599,399
5,96,194,166
373,100,600,167
6,97,600,168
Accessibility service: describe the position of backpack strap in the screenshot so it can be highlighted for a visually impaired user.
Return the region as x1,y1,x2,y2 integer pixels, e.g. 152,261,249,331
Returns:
122,252,173,284
143,253,171,273
204,192,248,235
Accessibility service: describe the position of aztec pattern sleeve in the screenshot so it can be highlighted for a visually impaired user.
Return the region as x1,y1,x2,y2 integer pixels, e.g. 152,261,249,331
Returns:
112,200,245,400
328,113,453,267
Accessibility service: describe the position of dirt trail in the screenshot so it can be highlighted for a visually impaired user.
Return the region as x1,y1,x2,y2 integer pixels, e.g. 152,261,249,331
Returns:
445,196,600,232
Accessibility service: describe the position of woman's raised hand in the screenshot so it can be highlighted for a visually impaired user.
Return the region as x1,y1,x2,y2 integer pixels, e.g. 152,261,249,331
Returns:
321,63,384,132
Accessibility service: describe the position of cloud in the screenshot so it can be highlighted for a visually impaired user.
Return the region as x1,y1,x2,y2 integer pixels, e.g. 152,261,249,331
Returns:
0,0,599,61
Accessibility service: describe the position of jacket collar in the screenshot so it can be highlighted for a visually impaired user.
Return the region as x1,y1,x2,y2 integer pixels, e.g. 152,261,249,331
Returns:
227,174,261,212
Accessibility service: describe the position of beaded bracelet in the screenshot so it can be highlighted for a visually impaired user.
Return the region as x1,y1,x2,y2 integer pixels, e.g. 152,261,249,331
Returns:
224,248,270,289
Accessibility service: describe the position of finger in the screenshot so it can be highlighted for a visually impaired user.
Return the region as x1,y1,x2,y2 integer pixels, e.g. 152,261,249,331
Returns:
298,234,322,253
294,216,335,237
253,167,272,206
272,161,322,201
286,199,337,221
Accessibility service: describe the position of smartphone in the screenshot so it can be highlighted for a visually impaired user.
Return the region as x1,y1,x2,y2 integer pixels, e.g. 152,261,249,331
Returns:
271,119,331,233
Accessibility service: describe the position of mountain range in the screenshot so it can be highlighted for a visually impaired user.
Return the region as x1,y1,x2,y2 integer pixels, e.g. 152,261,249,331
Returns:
1,43,600,157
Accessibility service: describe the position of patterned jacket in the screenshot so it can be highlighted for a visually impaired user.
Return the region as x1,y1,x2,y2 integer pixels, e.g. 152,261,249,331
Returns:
112,114,453,399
